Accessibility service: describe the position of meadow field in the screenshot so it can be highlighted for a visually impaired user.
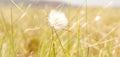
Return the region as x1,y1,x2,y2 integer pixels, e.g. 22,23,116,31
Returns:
0,6,120,57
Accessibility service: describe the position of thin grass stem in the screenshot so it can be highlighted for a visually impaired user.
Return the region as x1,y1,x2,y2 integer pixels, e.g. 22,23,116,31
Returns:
85,0,89,57
51,27,56,57
10,6,15,57
54,30,69,57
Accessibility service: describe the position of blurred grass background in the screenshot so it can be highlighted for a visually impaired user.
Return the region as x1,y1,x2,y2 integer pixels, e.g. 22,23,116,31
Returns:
0,1,120,57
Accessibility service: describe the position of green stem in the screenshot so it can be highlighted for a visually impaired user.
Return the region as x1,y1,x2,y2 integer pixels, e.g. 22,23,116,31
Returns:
67,3,71,57
77,24,80,57
85,0,89,57
54,30,69,57
10,6,15,57
0,8,15,57
48,38,52,57
51,28,56,57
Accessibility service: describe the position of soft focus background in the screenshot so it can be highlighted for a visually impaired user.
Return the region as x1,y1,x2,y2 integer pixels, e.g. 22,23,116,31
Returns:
0,0,120,57
0,0,120,7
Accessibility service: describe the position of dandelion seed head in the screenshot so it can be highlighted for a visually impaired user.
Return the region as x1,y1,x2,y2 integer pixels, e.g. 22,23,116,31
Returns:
48,10,68,30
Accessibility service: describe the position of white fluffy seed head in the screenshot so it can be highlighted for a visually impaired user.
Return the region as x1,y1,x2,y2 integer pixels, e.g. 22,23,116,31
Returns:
48,10,68,30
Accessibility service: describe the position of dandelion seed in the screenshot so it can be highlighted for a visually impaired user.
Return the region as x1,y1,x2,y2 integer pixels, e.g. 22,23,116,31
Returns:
94,15,101,22
48,10,68,30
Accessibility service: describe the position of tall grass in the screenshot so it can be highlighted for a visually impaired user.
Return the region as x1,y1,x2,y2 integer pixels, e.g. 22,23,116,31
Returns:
10,6,15,57
0,1,120,57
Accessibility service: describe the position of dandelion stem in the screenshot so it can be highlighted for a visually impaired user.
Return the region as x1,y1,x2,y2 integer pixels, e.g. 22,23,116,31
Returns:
54,30,69,57
51,28,56,57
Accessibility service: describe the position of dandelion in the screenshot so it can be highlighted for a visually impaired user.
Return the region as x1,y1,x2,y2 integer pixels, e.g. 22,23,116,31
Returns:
48,10,68,30
48,10,69,57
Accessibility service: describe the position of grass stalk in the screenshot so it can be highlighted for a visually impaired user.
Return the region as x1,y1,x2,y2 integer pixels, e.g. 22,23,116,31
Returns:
0,9,9,57
1,6,15,57
85,0,89,57
54,30,69,57
51,28,56,57
77,18,80,57
10,6,15,57
48,39,52,57
67,2,71,57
